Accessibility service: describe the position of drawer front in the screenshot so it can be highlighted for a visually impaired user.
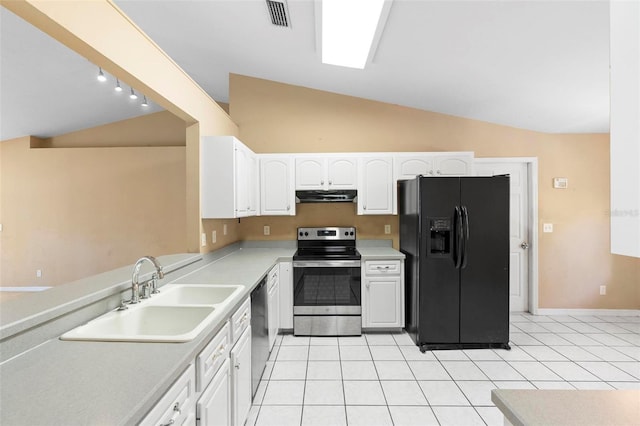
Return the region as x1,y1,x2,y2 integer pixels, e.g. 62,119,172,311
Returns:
365,260,401,275
231,297,251,344
268,265,279,290
140,364,196,426
196,322,230,392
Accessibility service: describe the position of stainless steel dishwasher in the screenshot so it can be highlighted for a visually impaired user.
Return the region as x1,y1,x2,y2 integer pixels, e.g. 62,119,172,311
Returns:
250,276,269,397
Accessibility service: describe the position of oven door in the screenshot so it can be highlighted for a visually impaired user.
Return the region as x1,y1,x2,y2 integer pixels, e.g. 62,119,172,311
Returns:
292,260,361,315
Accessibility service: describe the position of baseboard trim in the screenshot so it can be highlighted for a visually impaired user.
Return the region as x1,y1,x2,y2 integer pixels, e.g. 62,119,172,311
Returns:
534,308,640,317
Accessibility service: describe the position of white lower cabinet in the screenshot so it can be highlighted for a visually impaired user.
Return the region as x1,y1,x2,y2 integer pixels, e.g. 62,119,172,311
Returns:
362,260,405,328
197,359,230,426
230,327,252,426
140,364,197,426
267,265,280,351
278,262,293,329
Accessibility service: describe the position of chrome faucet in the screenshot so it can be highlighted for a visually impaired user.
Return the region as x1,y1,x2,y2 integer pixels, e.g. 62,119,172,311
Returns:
130,256,164,304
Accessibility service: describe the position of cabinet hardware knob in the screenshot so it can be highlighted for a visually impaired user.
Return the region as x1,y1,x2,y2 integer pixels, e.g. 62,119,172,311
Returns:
520,241,529,249
436,170,441,174
287,205,290,211
363,206,367,210
235,363,241,369
329,180,332,185
321,180,324,185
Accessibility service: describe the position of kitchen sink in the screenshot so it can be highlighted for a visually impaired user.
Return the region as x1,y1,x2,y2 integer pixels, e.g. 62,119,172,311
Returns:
60,284,244,343
153,284,243,305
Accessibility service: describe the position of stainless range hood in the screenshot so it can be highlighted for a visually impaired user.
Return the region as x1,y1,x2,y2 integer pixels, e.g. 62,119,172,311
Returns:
295,190,357,203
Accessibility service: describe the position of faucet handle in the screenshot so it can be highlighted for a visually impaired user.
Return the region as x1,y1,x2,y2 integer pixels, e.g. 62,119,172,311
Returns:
150,273,161,295
140,281,152,299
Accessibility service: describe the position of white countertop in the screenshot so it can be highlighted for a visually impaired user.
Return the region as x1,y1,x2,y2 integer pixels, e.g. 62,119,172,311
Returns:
0,242,403,425
492,389,640,426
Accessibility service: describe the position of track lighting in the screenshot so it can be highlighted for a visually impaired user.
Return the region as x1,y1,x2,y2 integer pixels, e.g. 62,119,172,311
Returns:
141,96,149,107
129,88,138,100
97,67,107,82
115,79,123,92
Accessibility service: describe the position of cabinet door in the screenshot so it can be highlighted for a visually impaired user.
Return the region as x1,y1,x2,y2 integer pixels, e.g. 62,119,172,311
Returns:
394,155,434,180
295,157,326,189
230,327,251,426
364,276,402,328
260,157,295,216
358,157,393,215
247,152,259,216
234,144,250,217
267,281,279,351
434,156,474,176
140,365,196,426
279,262,293,329
197,359,231,426
327,157,357,189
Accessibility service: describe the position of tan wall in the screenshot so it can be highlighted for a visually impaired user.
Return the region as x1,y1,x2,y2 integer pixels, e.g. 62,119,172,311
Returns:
44,111,186,148
230,74,639,310
0,136,187,287
3,0,240,255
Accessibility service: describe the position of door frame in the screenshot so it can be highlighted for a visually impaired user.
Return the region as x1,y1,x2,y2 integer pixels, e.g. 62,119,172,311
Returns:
474,157,539,314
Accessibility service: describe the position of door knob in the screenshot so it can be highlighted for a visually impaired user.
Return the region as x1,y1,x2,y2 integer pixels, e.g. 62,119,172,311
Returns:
520,242,529,249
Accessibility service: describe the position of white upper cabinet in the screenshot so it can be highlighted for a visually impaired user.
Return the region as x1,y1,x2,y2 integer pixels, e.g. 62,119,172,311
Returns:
433,154,474,176
295,155,357,190
358,156,393,215
201,136,259,219
260,156,295,216
327,157,357,189
392,152,474,213
395,154,435,180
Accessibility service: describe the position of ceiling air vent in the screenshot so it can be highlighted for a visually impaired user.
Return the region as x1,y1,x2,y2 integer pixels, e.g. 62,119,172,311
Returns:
266,0,291,28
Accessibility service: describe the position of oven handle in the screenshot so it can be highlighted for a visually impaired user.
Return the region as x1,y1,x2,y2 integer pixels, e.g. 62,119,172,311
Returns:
293,260,361,268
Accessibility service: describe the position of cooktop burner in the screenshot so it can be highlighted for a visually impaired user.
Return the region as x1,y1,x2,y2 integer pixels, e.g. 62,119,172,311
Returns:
293,227,360,261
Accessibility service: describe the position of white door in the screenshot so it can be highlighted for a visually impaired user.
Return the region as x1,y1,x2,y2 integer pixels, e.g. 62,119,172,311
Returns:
295,157,326,189
260,157,295,215
365,277,401,327
197,359,231,426
358,157,393,215
327,157,357,189
475,162,529,312
230,328,251,426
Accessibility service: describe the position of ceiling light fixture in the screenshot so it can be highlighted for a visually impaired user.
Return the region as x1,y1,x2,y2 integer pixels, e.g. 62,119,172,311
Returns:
320,0,391,69
115,78,123,92
129,88,138,100
141,96,149,107
97,67,107,82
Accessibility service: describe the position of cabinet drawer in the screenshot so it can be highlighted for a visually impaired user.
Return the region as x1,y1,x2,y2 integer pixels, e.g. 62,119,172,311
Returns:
231,297,251,345
365,260,401,275
140,364,196,426
268,265,278,291
196,322,230,392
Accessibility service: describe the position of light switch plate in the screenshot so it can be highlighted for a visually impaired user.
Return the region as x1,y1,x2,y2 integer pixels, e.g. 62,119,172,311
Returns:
212,230,217,244
553,177,568,189
543,223,553,233
223,224,228,235
384,225,391,234
201,232,207,247
264,225,270,236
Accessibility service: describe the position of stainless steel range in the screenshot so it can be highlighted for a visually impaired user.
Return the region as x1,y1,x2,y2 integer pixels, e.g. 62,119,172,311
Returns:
293,227,362,336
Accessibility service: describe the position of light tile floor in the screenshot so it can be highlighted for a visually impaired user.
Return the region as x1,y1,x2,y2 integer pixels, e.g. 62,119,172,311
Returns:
247,313,640,426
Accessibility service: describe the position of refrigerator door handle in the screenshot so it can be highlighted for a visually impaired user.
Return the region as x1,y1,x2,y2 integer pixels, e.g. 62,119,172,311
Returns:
461,205,470,269
454,206,462,269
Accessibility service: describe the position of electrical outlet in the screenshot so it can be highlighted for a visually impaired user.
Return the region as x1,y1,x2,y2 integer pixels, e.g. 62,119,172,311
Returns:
543,223,553,233
212,230,217,244
36,269,42,278
600,285,607,295
384,224,391,234
264,225,271,236
201,232,207,247
0,223,3,232
223,224,228,235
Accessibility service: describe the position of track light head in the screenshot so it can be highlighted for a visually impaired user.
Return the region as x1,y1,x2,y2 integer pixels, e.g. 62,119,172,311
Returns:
97,67,107,82
129,88,138,100
141,96,149,107
115,79,123,92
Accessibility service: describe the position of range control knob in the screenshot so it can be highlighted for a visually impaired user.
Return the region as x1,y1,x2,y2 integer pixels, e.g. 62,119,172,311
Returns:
350,231,354,236
299,231,303,237
345,231,349,236
304,232,309,236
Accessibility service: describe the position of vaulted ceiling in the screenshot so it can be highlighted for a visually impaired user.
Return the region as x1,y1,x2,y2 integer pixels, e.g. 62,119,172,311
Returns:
0,1,610,141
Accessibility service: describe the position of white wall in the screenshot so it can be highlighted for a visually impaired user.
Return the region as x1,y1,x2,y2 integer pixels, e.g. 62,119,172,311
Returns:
610,0,640,258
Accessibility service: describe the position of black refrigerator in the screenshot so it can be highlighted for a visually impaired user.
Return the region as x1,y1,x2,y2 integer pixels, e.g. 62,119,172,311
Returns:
398,175,511,352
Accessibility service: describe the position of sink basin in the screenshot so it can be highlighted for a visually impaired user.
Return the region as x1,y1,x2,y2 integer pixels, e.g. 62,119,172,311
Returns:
60,284,244,343
61,305,217,342
153,284,243,305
